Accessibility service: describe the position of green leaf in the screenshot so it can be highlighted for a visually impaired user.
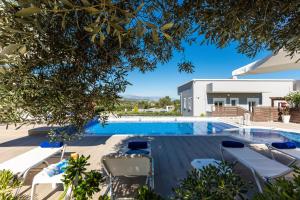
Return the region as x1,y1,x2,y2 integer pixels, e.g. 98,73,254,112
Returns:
163,33,172,41
18,46,27,55
80,0,91,6
106,24,110,34
152,29,159,43
1,44,21,55
146,22,156,29
61,13,67,29
84,7,99,14
60,0,73,7
117,32,122,48
99,32,105,46
15,7,42,17
84,27,93,32
91,34,96,43
161,22,173,31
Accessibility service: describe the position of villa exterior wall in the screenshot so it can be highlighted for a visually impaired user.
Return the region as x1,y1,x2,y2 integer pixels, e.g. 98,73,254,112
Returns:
294,81,300,91
207,93,262,110
178,79,297,116
180,87,193,116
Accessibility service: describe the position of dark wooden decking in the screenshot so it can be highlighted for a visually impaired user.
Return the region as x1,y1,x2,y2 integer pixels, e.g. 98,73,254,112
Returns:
0,134,292,199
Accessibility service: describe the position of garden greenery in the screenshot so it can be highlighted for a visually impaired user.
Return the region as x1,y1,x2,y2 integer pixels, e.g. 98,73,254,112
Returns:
285,91,300,108
173,162,248,200
61,155,105,200
254,166,300,200
0,170,25,200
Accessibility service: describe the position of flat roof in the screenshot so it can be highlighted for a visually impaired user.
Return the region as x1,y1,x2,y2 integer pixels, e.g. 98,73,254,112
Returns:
177,79,297,94
191,78,295,81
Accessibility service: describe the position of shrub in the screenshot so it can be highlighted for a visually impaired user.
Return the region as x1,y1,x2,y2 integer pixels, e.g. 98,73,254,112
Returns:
254,166,300,200
0,170,25,200
285,91,300,108
133,104,139,113
173,162,248,200
61,155,105,200
136,186,164,200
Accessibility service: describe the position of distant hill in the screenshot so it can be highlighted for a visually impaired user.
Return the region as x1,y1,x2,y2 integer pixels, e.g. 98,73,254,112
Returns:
121,94,162,101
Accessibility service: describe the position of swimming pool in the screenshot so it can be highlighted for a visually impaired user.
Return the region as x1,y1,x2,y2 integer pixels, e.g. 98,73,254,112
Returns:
230,128,300,147
84,119,300,146
84,121,236,135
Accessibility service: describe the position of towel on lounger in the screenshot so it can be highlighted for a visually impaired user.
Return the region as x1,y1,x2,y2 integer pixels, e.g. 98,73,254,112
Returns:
40,141,64,148
222,141,244,148
128,141,148,150
272,142,296,149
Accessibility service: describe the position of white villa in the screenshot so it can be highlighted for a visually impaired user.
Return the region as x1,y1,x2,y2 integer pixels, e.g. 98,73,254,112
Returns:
178,79,300,116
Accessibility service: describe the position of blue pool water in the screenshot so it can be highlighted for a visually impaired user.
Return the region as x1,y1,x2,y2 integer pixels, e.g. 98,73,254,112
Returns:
85,121,236,135
234,128,300,147
84,120,300,147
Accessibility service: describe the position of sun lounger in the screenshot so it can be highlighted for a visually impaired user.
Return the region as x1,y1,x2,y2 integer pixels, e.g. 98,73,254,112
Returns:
0,142,66,181
220,140,292,193
267,142,300,166
30,159,70,200
101,153,154,199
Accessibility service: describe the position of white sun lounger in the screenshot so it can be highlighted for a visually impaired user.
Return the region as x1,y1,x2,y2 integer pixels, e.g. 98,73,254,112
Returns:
101,153,154,199
220,145,292,193
30,171,71,200
267,145,300,166
0,145,66,180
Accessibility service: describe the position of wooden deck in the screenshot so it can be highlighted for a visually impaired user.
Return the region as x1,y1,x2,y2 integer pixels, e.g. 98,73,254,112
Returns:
0,133,293,199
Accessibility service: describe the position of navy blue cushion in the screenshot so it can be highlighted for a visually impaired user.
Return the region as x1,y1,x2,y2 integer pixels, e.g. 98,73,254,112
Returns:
128,141,148,150
40,141,64,148
126,149,150,155
222,141,244,148
272,142,296,149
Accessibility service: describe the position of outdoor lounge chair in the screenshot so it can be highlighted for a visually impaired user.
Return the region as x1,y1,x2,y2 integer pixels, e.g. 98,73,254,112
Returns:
267,141,300,166
0,142,66,181
101,153,154,199
220,140,292,193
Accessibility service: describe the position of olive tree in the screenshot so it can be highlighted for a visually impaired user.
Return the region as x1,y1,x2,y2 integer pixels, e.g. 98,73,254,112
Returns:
0,0,299,133
0,0,193,130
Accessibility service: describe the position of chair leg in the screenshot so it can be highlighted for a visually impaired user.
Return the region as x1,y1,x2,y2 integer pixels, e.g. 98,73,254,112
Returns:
30,183,36,200
220,145,225,161
251,168,263,193
61,145,66,160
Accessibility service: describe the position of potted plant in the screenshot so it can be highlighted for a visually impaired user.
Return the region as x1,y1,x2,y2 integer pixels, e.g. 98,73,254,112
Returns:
282,106,290,123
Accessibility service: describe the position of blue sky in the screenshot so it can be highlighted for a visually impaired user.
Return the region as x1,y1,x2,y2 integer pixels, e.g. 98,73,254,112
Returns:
123,42,300,99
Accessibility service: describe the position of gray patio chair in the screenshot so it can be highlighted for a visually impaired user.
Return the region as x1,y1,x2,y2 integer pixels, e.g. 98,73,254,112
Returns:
101,153,154,199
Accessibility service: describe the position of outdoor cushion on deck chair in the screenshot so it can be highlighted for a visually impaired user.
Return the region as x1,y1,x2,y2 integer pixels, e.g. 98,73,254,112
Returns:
128,141,148,150
124,140,151,155
222,140,244,148
0,143,66,180
272,142,296,149
220,141,292,193
40,141,64,148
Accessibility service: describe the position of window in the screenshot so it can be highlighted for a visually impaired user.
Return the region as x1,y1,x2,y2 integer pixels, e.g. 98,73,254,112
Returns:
214,101,223,107
183,98,187,110
230,98,239,106
213,98,226,107
247,98,259,112
188,97,192,111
